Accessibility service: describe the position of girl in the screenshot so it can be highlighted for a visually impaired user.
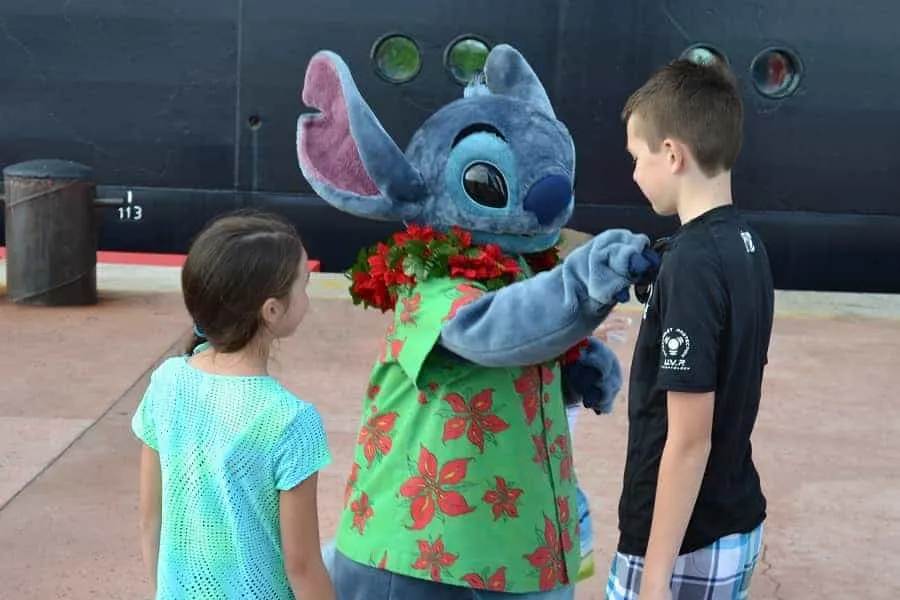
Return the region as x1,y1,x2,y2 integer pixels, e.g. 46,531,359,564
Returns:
131,211,335,600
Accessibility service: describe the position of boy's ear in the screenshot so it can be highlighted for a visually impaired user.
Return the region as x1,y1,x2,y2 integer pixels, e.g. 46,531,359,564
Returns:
297,50,426,222
663,138,687,173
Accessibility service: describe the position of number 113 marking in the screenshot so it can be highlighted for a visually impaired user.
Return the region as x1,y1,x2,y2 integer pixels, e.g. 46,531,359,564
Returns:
118,190,144,221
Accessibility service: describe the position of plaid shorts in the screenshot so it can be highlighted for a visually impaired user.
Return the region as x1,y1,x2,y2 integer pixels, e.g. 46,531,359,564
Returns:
605,522,764,600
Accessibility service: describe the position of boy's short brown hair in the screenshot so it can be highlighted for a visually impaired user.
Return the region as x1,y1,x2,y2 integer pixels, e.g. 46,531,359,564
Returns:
622,59,743,177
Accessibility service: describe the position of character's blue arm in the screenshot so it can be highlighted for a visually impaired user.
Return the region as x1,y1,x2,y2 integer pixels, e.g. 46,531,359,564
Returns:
439,229,659,367
562,337,623,414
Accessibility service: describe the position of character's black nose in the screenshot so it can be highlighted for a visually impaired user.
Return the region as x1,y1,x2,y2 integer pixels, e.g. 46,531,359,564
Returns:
523,174,572,226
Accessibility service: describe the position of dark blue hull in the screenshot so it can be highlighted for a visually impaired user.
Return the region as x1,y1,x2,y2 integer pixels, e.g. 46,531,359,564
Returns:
2,0,898,292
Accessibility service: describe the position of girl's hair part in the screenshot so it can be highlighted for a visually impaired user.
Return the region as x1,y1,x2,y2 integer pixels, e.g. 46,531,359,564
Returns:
181,210,306,355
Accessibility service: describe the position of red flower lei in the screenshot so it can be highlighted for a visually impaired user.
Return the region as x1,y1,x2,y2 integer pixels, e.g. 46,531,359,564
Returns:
347,223,589,365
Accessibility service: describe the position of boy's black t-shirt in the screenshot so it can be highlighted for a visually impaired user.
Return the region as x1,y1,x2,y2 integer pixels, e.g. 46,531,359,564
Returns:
617,204,774,557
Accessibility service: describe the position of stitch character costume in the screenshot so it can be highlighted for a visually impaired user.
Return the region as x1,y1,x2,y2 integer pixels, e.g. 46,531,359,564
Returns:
296,44,659,597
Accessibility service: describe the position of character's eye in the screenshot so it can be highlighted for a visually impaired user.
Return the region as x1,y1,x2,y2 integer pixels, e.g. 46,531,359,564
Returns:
463,162,508,208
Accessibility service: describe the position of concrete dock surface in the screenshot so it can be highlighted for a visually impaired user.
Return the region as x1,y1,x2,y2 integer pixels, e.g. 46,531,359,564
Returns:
1,263,898,599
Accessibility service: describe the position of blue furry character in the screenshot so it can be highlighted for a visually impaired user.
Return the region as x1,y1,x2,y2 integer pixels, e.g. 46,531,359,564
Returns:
297,44,659,599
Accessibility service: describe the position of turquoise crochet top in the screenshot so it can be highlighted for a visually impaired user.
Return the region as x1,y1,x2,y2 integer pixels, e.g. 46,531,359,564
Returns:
131,352,331,599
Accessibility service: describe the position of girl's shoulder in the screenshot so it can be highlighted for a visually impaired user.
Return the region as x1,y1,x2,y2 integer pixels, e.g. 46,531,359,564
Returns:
261,381,318,420
148,355,189,385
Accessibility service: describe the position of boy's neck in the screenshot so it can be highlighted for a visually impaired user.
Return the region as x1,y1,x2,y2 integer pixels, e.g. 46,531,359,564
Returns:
675,170,734,225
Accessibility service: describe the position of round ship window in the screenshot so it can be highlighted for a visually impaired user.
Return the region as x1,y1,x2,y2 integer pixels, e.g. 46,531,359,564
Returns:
445,36,490,84
681,44,727,67
751,48,802,98
372,34,422,83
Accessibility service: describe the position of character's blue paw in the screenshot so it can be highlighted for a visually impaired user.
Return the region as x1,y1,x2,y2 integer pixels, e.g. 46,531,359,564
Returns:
581,369,622,414
562,338,623,415
635,237,670,303
628,246,662,285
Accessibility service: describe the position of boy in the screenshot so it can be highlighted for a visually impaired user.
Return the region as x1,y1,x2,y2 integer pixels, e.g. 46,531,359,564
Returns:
606,59,775,600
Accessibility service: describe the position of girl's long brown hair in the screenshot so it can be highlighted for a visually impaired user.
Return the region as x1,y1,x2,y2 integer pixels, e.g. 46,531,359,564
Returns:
181,210,305,355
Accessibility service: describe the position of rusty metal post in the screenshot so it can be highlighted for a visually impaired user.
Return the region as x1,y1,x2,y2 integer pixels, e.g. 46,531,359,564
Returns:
2,159,101,306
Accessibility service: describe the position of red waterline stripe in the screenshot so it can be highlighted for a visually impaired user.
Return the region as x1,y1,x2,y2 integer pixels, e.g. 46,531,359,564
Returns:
0,247,320,272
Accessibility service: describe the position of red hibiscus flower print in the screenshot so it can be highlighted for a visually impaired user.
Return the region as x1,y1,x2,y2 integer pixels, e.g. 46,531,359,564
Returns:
556,496,575,554
443,284,484,322
482,476,524,520
539,365,555,385
557,495,571,526
400,293,421,325
384,338,404,362
513,368,540,425
532,434,549,472
344,462,360,508
418,381,439,405
524,514,573,590
412,536,458,582
350,492,374,534
552,433,573,481
399,446,475,530
462,567,508,591
377,322,394,363
441,389,510,453
513,366,555,425
377,321,404,363
358,404,398,467
377,552,389,569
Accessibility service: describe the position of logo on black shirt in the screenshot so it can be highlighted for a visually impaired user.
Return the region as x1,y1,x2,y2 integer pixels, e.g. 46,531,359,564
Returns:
660,328,691,371
740,230,756,254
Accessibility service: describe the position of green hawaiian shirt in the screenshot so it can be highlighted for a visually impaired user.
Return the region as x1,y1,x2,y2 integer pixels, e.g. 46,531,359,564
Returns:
335,276,580,593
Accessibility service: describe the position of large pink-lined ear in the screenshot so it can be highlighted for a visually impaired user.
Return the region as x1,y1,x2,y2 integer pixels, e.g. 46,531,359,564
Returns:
296,50,425,221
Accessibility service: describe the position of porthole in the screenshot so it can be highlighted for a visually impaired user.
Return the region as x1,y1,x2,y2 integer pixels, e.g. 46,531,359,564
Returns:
680,44,728,67
371,33,422,84
751,48,802,98
444,35,491,85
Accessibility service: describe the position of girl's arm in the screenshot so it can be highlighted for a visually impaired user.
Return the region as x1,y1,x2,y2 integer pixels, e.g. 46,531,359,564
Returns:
280,473,335,600
138,443,162,596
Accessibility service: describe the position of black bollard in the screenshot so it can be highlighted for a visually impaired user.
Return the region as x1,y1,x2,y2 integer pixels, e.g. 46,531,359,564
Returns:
3,159,102,306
